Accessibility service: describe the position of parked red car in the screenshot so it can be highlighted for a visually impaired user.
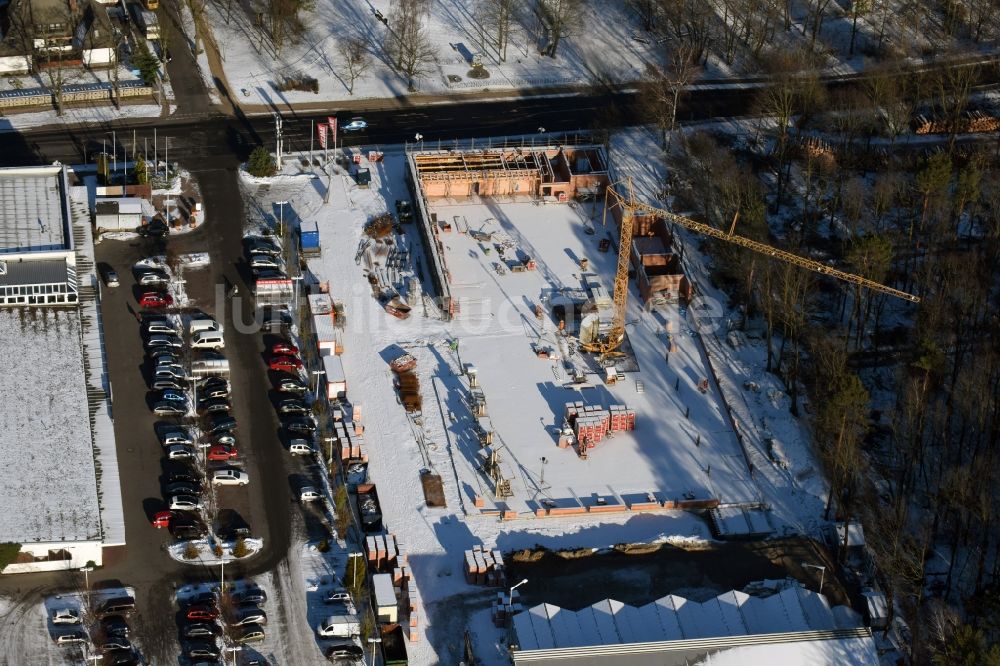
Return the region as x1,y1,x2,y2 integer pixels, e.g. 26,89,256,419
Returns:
268,356,302,372
152,510,175,529
139,291,173,308
185,605,219,621
207,444,238,461
270,341,299,356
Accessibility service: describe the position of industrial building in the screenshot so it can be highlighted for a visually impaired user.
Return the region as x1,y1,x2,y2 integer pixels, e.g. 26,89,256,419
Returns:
510,583,878,665
0,164,124,573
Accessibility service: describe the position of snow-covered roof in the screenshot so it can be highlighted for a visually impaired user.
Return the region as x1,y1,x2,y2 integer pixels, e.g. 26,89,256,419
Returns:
0,165,71,254
0,308,102,544
512,584,866,653
372,573,395,608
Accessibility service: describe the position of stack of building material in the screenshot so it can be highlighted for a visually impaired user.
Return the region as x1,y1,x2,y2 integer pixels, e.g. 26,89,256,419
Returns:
574,405,610,448
367,535,422,640
492,589,523,627
364,533,406,573
464,545,506,586
335,421,368,463
397,370,422,413
608,404,636,432
404,579,421,640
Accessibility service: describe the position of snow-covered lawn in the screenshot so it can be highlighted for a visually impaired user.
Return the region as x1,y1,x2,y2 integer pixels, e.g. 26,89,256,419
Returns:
197,0,1000,110
238,126,837,663
205,0,659,105
167,537,264,565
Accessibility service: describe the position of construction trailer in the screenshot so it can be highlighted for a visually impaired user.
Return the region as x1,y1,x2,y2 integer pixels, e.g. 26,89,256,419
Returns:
300,220,320,256
323,354,347,399
94,197,144,231
373,573,398,622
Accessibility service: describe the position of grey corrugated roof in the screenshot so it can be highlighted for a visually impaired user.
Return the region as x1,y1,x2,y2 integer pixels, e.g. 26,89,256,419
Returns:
0,258,70,287
514,584,862,652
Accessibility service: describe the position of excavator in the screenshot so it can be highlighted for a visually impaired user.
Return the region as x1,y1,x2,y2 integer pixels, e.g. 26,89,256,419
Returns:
580,180,920,355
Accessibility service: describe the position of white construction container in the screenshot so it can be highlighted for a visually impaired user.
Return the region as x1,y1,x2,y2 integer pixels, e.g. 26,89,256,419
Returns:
314,312,339,356
323,355,347,399
372,573,398,623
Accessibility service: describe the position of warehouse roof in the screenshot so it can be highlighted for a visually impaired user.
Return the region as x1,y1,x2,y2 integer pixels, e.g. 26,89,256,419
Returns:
512,583,876,664
0,165,71,254
0,307,102,544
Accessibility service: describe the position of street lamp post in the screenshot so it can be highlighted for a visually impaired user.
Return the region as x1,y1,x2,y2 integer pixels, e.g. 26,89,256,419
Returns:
312,369,326,403
802,563,826,594
508,578,528,611
323,435,335,467
275,200,289,240
291,274,304,323
347,552,364,591
414,133,423,151
79,566,94,605
368,636,382,666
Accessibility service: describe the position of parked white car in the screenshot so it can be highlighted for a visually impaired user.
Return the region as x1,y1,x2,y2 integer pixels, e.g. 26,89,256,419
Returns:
213,469,249,486
51,608,81,625
288,440,313,455
299,486,321,502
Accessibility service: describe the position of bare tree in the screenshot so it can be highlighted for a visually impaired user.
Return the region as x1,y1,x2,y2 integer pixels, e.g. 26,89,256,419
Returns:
538,0,582,58
848,0,872,55
385,0,435,90
477,0,517,62
189,0,208,51
340,36,372,95
658,0,713,64
32,2,83,116
640,44,701,148
753,49,825,210
806,0,834,50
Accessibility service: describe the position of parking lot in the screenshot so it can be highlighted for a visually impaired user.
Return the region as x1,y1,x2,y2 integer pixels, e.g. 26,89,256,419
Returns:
86,175,323,662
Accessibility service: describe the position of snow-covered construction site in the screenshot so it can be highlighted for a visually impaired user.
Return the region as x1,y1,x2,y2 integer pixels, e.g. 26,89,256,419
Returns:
241,130,851,664
404,144,758,519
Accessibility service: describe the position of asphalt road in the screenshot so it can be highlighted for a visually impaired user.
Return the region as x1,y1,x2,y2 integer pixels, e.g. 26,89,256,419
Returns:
0,88,737,168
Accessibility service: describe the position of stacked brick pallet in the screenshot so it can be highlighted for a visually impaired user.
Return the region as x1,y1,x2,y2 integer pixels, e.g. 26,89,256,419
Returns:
563,401,636,450
464,545,506,586
404,578,420,641
364,533,405,572
335,420,367,462
492,589,524,627
609,404,636,431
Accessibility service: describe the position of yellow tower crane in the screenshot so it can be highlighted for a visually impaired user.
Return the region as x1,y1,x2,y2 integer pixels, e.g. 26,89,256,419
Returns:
580,180,920,355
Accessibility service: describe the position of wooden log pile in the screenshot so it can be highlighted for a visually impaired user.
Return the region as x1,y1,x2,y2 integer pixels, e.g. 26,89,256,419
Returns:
396,370,422,413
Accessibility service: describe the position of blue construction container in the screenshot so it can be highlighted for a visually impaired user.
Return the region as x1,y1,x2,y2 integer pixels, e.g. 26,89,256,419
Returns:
300,220,320,250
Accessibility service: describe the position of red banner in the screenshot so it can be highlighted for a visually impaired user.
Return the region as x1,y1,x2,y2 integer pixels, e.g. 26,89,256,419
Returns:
328,117,338,141
317,123,328,149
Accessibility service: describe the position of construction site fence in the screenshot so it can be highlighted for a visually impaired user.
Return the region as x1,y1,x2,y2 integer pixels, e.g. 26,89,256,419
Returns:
403,131,598,155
